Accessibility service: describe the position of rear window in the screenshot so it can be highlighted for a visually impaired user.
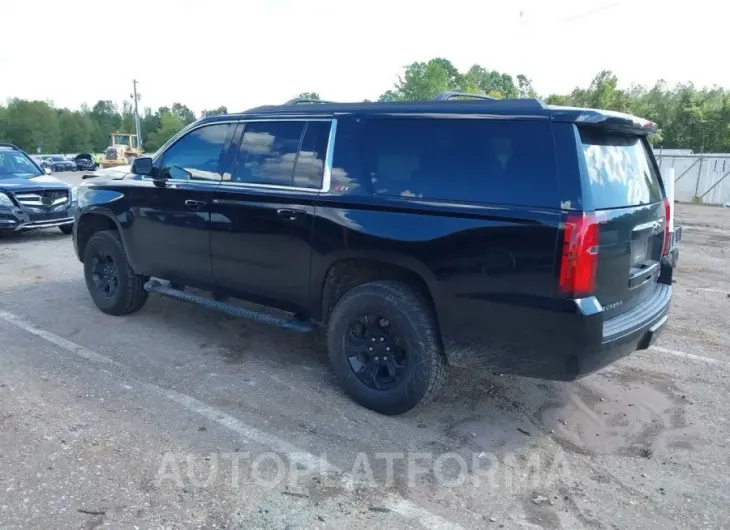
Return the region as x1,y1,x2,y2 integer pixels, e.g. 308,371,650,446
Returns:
580,128,662,209
362,117,559,207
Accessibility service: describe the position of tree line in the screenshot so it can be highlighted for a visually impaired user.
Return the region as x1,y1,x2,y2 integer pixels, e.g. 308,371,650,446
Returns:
0,100,229,155
1,58,728,154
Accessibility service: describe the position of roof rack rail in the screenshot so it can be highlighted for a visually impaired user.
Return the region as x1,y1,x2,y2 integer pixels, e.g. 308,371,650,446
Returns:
433,92,497,101
283,98,335,105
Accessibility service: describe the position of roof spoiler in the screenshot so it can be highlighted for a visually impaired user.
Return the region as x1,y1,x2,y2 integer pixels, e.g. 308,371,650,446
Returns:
549,106,657,135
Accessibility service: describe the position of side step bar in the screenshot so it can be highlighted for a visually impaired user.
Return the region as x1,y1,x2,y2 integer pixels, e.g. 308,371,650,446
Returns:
144,279,314,333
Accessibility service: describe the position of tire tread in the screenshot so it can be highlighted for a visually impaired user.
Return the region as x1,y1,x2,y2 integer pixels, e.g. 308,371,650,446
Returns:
84,230,148,315
328,280,446,414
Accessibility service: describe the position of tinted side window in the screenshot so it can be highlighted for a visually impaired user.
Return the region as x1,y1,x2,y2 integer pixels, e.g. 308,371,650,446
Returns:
160,124,231,181
232,121,305,186
363,117,558,207
293,121,330,189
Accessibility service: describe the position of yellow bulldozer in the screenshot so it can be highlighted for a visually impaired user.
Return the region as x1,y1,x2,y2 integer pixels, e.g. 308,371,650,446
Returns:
99,133,141,169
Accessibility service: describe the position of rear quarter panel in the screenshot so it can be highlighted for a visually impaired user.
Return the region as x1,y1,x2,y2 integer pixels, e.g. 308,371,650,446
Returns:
310,114,566,373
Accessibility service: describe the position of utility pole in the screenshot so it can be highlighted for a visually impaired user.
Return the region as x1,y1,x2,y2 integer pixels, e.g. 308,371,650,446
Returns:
132,79,143,151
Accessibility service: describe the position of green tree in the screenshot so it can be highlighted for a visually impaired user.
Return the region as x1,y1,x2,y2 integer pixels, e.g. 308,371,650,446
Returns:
171,103,196,126
544,94,569,105
120,101,136,134
380,59,520,102
380,58,465,101
295,92,320,100
201,106,228,117
4,99,60,153
0,104,8,143
516,75,537,98
140,107,161,145
57,110,92,153
464,66,518,98
145,112,184,152
89,100,121,150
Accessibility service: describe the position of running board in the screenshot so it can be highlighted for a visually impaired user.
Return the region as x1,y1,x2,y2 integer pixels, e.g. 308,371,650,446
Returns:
144,279,314,333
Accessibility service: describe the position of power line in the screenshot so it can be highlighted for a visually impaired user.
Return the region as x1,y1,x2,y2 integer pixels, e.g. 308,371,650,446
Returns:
556,2,622,24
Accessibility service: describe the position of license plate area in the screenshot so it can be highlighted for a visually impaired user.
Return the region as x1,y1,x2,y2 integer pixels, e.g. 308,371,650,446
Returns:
631,237,650,266
29,211,67,222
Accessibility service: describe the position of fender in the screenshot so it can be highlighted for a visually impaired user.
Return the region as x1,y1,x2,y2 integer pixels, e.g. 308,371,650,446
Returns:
309,249,443,321
76,187,139,271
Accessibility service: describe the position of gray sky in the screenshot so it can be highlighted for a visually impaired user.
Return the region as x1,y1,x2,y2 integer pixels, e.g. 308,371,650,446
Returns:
0,0,725,114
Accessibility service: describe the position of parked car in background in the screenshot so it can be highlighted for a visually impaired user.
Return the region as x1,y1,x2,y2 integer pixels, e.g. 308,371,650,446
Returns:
0,144,77,235
46,155,76,172
74,153,98,172
30,156,49,170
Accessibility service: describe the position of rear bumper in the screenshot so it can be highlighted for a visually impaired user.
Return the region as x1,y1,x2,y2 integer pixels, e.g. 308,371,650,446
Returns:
572,283,671,378
440,263,673,380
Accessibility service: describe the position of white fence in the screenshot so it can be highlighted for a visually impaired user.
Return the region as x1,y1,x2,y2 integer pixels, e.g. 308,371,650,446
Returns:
655,153,730,205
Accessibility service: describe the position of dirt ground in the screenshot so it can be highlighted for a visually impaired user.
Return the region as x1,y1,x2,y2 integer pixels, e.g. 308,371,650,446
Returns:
0,198,729,529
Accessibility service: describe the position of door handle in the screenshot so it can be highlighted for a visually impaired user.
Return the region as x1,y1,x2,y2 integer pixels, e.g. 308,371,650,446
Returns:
276,208,304,220
185,199,207,210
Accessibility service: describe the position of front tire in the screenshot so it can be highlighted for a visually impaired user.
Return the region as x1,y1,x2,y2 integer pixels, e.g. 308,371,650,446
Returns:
327,281,446,415
83,230,148,315
59,224,73,235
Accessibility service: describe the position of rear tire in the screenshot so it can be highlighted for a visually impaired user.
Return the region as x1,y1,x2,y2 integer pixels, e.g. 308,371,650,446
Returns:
59,224,73,235
83,230,148,315
327,281,446,415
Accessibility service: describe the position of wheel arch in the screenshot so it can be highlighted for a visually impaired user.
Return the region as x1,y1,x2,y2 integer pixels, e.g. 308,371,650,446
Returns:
76,208,135,268
313,251,442,327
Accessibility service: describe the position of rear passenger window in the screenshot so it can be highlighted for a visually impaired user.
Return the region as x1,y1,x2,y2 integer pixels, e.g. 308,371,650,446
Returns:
293,121,329,189
363,118,558,207
232,121,305,186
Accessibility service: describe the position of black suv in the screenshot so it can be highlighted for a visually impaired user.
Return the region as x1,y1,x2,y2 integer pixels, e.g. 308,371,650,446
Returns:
73,94,674,414
0,143,77,235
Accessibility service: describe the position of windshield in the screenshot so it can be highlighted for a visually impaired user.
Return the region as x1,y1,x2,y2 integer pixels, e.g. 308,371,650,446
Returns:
50,156,66,161
0,151,44,179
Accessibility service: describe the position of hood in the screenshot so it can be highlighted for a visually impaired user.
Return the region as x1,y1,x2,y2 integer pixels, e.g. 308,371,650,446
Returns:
74,153,93,162
0,174,70,191
95,164,131,178
83,164,132,181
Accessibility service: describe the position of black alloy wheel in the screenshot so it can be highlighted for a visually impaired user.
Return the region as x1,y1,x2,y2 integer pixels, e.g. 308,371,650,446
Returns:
90,249,119,300
344,314,408,390
327,281,446,415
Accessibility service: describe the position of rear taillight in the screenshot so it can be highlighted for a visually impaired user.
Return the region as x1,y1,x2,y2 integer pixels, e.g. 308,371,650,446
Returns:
662,197,671,255
559,213,599,297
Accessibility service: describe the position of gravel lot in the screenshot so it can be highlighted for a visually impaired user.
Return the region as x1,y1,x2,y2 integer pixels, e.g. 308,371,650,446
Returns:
1,179,729,529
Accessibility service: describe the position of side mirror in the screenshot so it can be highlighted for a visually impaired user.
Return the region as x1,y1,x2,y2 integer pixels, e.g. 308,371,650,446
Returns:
131,156,154,176
44,167,52,175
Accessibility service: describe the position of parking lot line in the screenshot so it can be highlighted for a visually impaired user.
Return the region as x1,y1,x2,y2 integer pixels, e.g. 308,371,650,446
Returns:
0,309,464,530
651,345,727,365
